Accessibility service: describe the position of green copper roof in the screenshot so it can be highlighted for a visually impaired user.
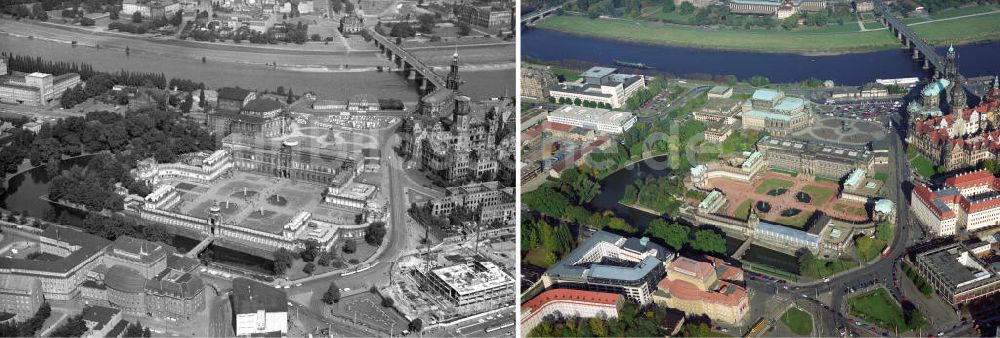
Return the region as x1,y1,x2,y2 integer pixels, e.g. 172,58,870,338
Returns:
922,78,950,97
773,97,805,112
752,88,781,102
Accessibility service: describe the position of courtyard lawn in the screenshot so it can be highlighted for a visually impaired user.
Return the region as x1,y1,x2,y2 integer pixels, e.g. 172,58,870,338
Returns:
780,307,813,336
873,171,890,182
734,199,753,219
848,288,928,332
777,211,812,229
910,155,937,178
754,178,795,194
801,185,835,206
833,203,868,217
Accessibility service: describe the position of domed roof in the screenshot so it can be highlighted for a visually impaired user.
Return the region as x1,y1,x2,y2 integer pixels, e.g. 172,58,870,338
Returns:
874,199,895,215
105,265,146,294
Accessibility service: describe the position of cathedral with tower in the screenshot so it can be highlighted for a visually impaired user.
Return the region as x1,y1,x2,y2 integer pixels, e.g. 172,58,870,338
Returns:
907,46,1000,172
399,52,516,186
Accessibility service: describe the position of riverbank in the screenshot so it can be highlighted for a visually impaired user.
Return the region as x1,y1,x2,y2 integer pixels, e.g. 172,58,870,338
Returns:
532,13,1000,55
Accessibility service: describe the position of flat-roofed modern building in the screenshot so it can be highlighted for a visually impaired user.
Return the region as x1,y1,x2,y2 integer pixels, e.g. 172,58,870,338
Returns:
915,241,1000,305
541,231,675,304
0,57,82,106
547,105,637,134
0,225,110,301
549,67,647,109
425,261,514,310
741,89,813,136
520,289,623,337
232,277,288,336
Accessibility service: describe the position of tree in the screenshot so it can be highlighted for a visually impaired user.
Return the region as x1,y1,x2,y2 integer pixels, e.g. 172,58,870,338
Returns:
662,0,675,12
748,75,770,87
689,229,727,254
390,22,416,38
50,313,87,337
198,88,206,108
123,322,147,337
408,318,423,333
381,296,394,307
110,9,119,20
590,317,607,337
342,239,356,253
310,33,321,41
457,22,471,36
365,221,387,245
300,239,319,262
180,92,193,113
679,1,695,14
286,89,294,104
417,14,435,33
646,219,689,251
132,11,142,23
322,282,341,304
170,10,182,26
273,248,295,274
303,262,315,274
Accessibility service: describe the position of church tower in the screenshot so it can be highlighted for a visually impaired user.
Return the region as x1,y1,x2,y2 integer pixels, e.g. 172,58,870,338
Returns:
950,78,967,116
943,45,959,80
446,50,461,91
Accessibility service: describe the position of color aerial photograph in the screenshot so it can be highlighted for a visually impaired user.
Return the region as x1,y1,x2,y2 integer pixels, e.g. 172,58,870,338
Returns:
0,0,516,336
519,0,1000,335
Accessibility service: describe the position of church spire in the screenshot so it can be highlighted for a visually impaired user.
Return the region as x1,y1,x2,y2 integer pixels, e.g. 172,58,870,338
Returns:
446,48,461,91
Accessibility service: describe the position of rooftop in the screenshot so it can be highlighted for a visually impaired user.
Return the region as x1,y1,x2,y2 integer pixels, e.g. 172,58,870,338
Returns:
232,278,287,314
0,225,109,275
545,231,673,284
520,288,620,313
581,67,618,80
431,261,513,296
752,88,781,102
549,105,635,127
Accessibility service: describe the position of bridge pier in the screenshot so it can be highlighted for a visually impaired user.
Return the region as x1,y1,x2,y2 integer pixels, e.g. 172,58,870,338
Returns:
407,69,417,80
912,49,920,60
923,58,930,70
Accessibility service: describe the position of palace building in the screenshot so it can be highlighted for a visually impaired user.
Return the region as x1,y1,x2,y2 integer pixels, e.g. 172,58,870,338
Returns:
401,52,515,186
907,46,1000,172
911,169,1000,236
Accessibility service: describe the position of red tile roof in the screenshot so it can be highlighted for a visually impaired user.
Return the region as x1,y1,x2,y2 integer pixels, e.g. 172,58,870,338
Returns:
520,289,621,313
945,169,999,190
658,278,747,307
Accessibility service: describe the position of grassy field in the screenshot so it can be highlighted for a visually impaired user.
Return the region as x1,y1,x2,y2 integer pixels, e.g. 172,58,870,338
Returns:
780,307,813,336
535,12,1000,54
549,66,582,82
777,210,812,229
755,178,795,194
833,203,868,217
855,235,888,262
801,185,834,206
909,155,937,178
848,288,926,332
910,12,1000,47
802,256,859,278
734,199,753,219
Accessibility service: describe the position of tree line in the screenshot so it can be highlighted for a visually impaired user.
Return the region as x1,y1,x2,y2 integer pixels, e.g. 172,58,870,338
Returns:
0,302,51,337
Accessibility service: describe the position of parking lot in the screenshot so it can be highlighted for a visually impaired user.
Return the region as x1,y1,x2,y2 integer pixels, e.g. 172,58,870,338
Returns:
819,100,903,122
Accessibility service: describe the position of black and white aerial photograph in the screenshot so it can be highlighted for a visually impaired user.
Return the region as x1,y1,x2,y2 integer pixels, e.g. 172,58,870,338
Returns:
0,0,516,335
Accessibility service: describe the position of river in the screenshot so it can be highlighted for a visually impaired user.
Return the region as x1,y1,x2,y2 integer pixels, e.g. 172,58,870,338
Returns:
589,156,802,274
0,34,513,102
523,28,1000,85
0,156,274,273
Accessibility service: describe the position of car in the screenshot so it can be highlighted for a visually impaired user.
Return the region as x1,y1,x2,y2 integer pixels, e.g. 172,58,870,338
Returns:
295,283,302,287
824,278,831,282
